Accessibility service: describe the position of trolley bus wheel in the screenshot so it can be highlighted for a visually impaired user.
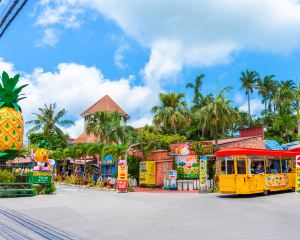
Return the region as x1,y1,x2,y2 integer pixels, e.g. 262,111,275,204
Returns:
291,187,295,192
263,190,269,196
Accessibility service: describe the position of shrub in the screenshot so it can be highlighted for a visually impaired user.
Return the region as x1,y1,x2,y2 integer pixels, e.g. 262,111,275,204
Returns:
0,169,16,183
32,184,45,194
46,182,56,194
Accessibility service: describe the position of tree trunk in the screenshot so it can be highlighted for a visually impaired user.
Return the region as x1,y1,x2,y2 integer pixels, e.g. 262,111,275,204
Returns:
247,92,251,127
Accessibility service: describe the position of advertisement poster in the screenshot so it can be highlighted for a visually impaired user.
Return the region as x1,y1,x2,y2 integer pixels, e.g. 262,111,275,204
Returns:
296,156,300,192
175,155,199,179
199,156,207,190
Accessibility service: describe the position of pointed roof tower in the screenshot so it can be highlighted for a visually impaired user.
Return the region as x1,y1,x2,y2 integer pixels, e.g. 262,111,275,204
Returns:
81,95,127,117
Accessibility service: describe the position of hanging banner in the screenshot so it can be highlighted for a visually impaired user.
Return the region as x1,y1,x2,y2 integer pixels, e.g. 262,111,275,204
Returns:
199,156,207,191
296,156,300,192
117,160,128,192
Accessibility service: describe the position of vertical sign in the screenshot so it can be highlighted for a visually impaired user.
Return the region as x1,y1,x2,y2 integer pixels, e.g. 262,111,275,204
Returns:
199,156,207,191
117,160,128,192
296,156,300,192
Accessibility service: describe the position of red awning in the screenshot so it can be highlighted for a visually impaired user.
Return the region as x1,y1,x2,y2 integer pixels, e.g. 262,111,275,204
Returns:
215,147,299,157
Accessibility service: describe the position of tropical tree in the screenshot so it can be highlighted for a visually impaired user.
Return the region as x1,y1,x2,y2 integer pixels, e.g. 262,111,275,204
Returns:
186,74,205,110
152,92,191,134
87,143,104,166
256,75,277,113
86,111,135,144
27,103,74,148
295,83,300,137
102,144,127,179
196,87,240,148
240,70,259,126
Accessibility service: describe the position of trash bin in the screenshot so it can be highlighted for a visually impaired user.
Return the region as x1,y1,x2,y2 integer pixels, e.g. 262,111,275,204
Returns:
187,180,194,191
177,180,183,191
182,180,188,191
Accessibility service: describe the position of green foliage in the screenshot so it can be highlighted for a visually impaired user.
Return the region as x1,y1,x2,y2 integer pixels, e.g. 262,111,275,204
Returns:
86,111,135,145
152,92,191,134
46,182,56,194
127,155,140,179
137,129,187,157
0,169,16,183
26,103,74,142
32,184,44,194
0,71,28,111
28,132,68,150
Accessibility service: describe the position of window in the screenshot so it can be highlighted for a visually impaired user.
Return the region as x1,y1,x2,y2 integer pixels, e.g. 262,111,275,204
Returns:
281,158,292,173
248,156,265,174
223,157,234,174
237,158,246,174
266,158,281,174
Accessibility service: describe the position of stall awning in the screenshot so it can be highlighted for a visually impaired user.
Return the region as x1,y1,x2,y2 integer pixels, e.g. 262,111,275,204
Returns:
215,147,299,157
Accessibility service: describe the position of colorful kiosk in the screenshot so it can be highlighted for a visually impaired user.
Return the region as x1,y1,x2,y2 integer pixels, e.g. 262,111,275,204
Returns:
215,147,297,195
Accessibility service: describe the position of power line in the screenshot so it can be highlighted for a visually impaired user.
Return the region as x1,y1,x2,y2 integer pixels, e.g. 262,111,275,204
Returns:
0,0,28,38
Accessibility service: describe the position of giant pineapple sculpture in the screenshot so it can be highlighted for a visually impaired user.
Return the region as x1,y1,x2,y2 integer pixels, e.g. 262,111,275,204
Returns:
0,71,27,158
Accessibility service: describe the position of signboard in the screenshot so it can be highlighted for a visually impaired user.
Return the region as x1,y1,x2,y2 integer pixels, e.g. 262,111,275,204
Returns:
175,155,199,179
117,180,128,191
296,156,300,192
264,174,288,187
169,143,195,155
199,156,207,191
117,160,128,192
28,171,52,185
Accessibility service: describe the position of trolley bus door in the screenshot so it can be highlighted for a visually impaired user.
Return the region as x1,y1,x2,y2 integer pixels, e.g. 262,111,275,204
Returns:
219,156,236,193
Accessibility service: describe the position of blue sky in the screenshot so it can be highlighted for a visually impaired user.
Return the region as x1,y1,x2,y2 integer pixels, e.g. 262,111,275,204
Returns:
1,0,300,138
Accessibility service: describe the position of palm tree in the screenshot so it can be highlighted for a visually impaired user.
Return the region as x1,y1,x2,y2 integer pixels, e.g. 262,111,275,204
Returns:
87,143,104,166
152,92,191,134
196,87,240,148
86,111,134,144
274,80,295,115
64,146,79,174
186,74,205,110
240,70,259,126
295,83,300,137
102,144,127,180
27,103,74,136
256,75,277,113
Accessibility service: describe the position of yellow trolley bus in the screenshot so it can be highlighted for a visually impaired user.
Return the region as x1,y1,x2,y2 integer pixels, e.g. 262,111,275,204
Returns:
215,148,297,195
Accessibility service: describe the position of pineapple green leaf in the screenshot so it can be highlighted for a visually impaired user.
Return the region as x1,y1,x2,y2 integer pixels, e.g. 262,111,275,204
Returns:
0,71,27,110
0,102,5,107
12,103,21,112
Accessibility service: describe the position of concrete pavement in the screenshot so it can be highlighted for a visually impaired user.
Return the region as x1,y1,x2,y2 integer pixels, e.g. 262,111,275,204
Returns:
1,184,300,240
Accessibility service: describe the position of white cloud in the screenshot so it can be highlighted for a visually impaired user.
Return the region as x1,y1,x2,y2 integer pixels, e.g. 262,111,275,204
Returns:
239,98,264,116
36,0,84,29
0,58,158,138
114,42,129,70
35,28,59,47
35,0,300,84
89,0,300,85
62,118,84,138
128,115,153,128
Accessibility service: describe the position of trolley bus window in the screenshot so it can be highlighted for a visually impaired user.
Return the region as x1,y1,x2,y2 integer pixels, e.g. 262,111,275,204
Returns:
248,156,265,174
282,158,292,173
266,158,281,173
237,158,246,174
224,158,234,174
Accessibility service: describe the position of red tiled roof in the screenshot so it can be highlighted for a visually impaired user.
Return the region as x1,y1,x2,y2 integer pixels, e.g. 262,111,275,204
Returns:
81,95,127,116
74,132,99,144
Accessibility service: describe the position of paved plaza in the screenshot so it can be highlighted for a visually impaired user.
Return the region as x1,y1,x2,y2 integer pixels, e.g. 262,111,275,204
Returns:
1,185,300,240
